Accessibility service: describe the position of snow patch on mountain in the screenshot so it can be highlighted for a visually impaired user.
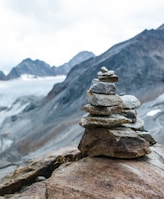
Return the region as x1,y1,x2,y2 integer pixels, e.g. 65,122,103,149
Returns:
0,75,65,154
0,75,66,107
147,109,161,116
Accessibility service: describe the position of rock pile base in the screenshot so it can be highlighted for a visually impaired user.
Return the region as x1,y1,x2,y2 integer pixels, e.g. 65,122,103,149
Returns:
78,66,155,158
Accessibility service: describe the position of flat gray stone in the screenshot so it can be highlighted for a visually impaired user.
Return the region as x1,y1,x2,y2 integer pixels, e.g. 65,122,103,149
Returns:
97,70,115,76
136,131,157,146
89,79,116,94
98,74,118,82
87,91,123,107
78,127,151,158
120,95,141,109
84,104,123,116
120,109,137,123
121,117,144,130
79,113,132,128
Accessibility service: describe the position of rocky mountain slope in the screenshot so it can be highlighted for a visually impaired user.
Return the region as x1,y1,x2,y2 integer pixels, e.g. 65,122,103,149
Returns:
0,25,164,168
52,51,95,75
0,71,6,80
7,58,54,79
138,93,164,144
0,51,95,80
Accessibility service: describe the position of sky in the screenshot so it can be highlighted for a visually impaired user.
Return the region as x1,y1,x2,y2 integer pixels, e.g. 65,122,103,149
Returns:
0,0,164,74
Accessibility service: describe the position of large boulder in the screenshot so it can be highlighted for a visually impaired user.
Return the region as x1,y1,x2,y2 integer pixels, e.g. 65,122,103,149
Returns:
78,127,151,158
1,145,163,198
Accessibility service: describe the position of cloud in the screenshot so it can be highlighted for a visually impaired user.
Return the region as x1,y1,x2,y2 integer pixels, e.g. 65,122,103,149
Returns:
0,0,164,73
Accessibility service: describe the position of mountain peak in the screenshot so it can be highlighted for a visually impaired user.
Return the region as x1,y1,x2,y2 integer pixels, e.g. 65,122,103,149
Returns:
7,58,53,79
157,23,164,30
69,51,95,67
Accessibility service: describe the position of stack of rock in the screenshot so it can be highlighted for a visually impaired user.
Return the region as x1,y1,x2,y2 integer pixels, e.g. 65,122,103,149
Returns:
78,66,156,158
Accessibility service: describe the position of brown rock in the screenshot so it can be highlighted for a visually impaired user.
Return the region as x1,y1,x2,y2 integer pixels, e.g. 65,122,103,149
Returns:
87,90,123,107
84,104,123,116
0,147,81,196
79,114,132,128
137,131,157,146
46,146,164,199
1,146,164,199
78,127,151,158
3,182,47,199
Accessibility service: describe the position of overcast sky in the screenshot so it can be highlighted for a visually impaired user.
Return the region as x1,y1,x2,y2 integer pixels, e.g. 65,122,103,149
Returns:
0,0,164,73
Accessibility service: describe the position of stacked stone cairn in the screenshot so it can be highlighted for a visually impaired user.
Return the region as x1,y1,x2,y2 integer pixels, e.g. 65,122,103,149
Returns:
78,66,156,158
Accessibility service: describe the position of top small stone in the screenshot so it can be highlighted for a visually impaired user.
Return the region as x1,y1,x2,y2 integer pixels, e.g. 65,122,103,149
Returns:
100,66,109,73
98,66,118,82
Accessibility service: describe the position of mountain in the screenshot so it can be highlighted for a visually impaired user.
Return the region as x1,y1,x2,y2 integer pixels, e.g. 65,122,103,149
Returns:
7,58,54,79
138,93,164,144
48,27,164,103
0,71,6,80
2,51,95,80
0,25,164,166
52,51,95,75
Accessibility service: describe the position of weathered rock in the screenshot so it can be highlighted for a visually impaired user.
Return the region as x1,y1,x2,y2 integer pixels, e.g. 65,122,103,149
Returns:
89,79,116,94
98,74,118,82
137,131,157,146
120,109,137,123
0,147,81,196
84,104,123,116
1,145,164,198
79,114,132,128
87,91,122,107
47,147,164,199
98,67,114,75
2,182,47,199
78,127,151,158
122,117,144,130
97,67,118,82
120,95,141,109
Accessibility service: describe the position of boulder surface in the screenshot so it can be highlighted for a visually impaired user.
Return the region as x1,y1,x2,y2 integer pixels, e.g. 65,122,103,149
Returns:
0,145,163,199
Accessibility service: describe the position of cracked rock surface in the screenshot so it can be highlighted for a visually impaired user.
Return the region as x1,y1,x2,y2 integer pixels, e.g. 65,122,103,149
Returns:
0,145,163,199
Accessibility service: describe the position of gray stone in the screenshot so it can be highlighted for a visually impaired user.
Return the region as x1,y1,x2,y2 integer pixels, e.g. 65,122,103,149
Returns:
79,113,132,128
89,79,116,94
136,131,157,146
78,127,151,158
35,176,46,182
120,109,137,123
87,91,123,107
98,74,118,82
120,95,141,109
100,66,109,73
121,117,144,130
84,104,123,116
97,70,115,76
97,67,118,83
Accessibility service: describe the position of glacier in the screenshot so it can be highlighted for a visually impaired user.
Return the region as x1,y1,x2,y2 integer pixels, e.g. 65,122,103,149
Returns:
0,75,65,153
